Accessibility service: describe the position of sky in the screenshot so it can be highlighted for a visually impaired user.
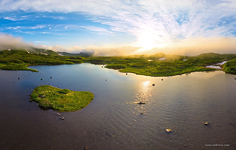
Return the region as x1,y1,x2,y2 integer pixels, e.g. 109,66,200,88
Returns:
0,0,236,55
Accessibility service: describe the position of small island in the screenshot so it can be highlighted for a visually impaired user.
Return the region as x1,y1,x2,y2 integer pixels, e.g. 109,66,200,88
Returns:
30,85,94,112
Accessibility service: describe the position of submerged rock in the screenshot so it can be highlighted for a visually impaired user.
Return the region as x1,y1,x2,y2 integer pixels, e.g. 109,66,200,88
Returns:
84,146,89,150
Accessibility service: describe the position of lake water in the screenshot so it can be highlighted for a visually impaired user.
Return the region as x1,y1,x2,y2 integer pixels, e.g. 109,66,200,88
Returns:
1,63,236,150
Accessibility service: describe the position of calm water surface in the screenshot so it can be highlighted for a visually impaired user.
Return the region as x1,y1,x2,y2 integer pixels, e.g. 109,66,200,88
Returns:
1,63,236,150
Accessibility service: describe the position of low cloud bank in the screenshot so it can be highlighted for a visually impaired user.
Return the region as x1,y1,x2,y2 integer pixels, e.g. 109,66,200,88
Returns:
134,37,236,56
42,45,140,56
1,34,236,56
0,34,30,50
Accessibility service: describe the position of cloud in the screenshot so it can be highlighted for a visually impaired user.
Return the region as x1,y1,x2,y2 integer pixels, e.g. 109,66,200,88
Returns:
0,33,29,50
135,37,236,56
6,25,47,30
1,0,236,48
79,26,112,34
42,45,139,56
62,25,112,34
41,37,236,56
3,15,29,21
1,0,236,55
1,33,236,56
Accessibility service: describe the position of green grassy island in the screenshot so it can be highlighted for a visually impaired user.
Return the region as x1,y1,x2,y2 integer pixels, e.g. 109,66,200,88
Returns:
30,85,94,112
1,49,236,76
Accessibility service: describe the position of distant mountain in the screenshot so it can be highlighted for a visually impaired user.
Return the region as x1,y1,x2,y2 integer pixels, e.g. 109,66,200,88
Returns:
27,47,59,56
57,51,93,57
27,47,93,57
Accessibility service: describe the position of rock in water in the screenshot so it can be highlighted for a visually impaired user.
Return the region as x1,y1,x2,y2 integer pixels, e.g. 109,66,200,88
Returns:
166,129,172,133
137,102,145,104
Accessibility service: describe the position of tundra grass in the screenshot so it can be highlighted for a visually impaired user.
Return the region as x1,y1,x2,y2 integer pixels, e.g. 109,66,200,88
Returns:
30,85,94,112
223,58,236,74
0,50,83,72
1,50,236,76
85,53,236,76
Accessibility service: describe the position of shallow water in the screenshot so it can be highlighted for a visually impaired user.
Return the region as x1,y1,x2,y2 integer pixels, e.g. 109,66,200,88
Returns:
1,63,236,150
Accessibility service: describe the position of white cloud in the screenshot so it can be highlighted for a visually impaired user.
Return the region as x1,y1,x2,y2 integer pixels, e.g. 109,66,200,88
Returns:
0,33,29,50
3,15,29,21
79,26,112,34
6,25,47,30
62,25,112,34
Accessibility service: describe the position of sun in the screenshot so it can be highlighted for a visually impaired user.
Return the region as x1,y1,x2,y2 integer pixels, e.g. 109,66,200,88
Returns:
137,31,157,51
133,24,170,54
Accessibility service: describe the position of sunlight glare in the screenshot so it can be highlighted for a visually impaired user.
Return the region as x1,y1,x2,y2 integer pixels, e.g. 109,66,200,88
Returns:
142,81,150,87
137,30,157,51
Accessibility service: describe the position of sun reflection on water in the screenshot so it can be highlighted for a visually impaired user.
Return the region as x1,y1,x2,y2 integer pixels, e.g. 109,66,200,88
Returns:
135,81,152,102
142,80,150,88
133,80,154,115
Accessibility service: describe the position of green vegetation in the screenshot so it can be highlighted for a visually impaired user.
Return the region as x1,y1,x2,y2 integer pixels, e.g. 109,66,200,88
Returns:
84,53,236,76
1,49,236,76
223,58,236,74
0,50,83,72
30,85,94,112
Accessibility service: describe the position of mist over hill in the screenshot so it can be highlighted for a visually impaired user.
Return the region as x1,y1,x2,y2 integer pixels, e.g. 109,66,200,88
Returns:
1,34,236,57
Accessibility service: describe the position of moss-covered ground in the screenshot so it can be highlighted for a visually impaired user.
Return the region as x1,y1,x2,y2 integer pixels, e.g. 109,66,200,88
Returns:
30,85,94,112
222,58,236,74
1,49,236,76
84,53,236,76
0,50,83,72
